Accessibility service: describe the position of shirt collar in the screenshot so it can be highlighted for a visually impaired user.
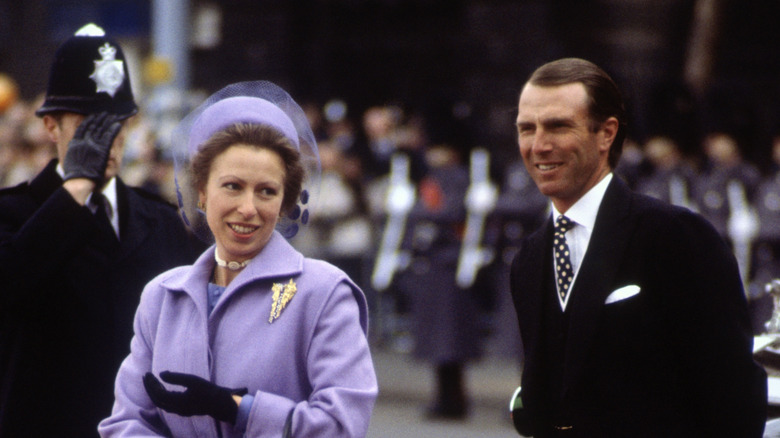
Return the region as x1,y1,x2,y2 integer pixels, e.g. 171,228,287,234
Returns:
100,177,119,218
57,163,119,218
551,172,613,232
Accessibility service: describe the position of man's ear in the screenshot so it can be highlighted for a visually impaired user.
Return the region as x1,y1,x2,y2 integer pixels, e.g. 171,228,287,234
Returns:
601,117,619,151
41,115,60,144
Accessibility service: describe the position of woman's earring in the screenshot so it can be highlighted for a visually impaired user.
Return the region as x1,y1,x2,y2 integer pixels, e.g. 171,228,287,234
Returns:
197,201,205,212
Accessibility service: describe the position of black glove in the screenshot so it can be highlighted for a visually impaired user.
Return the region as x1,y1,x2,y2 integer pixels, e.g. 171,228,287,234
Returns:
62,111,122,184
143,371,248,425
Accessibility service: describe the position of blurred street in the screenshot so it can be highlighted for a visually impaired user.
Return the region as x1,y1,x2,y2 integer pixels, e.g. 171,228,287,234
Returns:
368,347,521,437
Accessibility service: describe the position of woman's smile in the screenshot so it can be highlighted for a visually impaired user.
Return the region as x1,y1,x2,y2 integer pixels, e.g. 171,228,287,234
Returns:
228,222,259,236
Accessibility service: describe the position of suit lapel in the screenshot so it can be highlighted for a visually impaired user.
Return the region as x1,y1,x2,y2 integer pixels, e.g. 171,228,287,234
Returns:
28,160,63,204
563,177,635,391
115,179,154,260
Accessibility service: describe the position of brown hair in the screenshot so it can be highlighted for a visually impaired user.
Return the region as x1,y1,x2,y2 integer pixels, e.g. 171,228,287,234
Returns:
526,58,627,169
191,123,304,215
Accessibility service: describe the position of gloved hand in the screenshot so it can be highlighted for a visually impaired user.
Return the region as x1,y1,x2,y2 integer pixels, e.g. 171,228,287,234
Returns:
62,111,122,184
143,371,247,425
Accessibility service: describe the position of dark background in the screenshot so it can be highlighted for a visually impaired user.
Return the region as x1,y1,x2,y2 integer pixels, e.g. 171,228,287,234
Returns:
1,0,778,168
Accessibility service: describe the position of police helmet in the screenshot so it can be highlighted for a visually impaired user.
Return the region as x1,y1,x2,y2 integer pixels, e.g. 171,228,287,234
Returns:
36,23,137,119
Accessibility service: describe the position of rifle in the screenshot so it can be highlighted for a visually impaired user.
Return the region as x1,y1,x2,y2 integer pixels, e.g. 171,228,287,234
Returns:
726,179,759,292
371,153,416,292
668,174,696,212
455,148,498,289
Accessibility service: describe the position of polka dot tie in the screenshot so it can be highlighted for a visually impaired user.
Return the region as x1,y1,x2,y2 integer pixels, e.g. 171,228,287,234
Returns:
554,215,575,302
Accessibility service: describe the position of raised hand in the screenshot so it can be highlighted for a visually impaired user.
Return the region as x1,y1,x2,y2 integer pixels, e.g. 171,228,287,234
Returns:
62,111,122,184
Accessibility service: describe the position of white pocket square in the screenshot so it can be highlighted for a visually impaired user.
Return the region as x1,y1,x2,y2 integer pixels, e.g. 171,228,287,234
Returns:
605,285,641,304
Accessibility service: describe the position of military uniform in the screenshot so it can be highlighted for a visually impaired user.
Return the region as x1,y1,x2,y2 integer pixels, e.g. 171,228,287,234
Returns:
487,161,548,361
693,160,761,240
753,169,780,283
748,168,780,332
393,158,481,418
635,163,697,209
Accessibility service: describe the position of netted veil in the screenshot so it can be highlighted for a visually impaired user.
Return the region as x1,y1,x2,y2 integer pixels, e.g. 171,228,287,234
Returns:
171,81,321,244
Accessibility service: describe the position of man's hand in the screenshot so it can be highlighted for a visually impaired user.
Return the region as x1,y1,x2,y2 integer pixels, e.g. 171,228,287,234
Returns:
143,371,247,424
62,111,122,185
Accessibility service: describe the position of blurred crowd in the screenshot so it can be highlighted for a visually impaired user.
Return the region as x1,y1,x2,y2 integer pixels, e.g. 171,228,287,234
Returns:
3,86,780,341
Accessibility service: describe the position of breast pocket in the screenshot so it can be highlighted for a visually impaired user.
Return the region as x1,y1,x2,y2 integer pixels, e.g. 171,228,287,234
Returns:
598,290,648,356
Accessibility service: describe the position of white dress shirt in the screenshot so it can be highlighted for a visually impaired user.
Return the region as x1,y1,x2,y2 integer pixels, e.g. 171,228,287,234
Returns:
551,173,612,310
57,164,120,237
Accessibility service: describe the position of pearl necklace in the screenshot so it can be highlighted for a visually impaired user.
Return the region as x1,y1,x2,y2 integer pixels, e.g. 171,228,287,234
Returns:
214,250,249,271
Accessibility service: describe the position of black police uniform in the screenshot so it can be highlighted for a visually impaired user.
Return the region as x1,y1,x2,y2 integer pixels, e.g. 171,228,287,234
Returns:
0,24,200,437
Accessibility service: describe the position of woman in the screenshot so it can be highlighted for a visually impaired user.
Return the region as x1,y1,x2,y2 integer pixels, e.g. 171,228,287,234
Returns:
99,82,377,437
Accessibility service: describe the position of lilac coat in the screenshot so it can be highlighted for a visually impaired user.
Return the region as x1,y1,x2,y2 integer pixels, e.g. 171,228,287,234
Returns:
99,231,377,437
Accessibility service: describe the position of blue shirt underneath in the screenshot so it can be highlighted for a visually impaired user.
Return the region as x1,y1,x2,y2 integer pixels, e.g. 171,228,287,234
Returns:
207,282,226,314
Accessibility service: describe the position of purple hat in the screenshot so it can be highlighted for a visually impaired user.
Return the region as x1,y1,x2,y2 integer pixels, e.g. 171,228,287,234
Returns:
187,96,299,157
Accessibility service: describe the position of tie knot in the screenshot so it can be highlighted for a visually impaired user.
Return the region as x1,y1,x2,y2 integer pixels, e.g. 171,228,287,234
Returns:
90,193,112,219
555,215,574,233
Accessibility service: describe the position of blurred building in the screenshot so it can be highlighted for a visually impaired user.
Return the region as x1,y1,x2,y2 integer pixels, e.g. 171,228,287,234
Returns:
2,0,778,165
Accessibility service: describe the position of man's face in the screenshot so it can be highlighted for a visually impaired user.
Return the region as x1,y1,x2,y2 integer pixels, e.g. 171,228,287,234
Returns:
47,112,128,182
516,82,616,213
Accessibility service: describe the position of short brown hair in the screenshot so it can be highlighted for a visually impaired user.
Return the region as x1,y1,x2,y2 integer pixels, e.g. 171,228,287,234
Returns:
526,58,627,168
191,123,304,215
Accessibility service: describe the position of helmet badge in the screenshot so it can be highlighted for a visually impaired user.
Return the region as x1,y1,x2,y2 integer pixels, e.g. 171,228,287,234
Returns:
89,43,125,97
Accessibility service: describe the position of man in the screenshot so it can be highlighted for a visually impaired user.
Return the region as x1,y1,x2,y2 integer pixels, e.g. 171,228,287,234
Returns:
0,24,200,436
508,58,767,437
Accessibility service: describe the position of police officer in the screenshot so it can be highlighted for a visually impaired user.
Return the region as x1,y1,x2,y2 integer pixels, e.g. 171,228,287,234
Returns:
0,23,200,436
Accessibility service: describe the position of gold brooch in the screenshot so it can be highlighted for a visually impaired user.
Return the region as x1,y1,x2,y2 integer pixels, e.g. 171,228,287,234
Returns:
269,279,297,323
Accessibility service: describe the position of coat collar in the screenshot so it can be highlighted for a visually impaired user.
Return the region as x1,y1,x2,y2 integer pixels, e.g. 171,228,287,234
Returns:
161,231,304,317
29,160,64,204
115,178,156,254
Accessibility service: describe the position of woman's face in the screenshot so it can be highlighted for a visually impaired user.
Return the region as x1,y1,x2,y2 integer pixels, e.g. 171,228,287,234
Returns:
199,144,286,262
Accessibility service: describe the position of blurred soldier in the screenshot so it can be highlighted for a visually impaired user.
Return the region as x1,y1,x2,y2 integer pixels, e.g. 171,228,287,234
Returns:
486,160,548,361
635,135,697,210
750,134,780,332
395,139,482,419
693,131,761,285
754,135,780,282
693,131,761,239
389,99,486,419
0,23,199,436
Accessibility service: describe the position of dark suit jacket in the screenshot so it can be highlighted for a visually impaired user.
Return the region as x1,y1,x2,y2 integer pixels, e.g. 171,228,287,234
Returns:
0,160,202,437
510,176,767,437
